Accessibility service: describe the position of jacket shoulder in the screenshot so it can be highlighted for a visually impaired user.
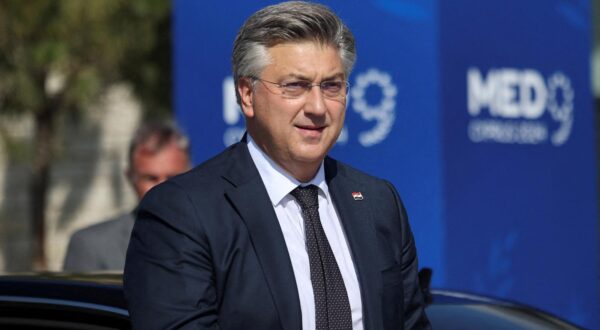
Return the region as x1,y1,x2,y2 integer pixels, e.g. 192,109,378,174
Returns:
71,213,134,240
167,142,249,189
326,156,389,186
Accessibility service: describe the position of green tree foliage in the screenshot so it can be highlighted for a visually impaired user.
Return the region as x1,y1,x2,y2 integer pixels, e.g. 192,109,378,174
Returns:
594,0,600,98
0,0,171,269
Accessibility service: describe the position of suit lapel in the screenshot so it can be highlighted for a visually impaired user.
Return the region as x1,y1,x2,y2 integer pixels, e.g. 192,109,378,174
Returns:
223,143,302,330
325,158,383,330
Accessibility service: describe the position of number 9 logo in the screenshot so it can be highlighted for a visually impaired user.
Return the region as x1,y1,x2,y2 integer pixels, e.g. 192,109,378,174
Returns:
351,68,397,147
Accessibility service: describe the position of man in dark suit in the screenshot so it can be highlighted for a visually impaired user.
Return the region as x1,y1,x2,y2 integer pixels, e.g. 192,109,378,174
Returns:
124,2,430,329
63,122,190,271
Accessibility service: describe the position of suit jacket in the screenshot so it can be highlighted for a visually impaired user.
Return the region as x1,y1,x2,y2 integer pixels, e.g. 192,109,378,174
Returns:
64,212,135,272
124,142,429,329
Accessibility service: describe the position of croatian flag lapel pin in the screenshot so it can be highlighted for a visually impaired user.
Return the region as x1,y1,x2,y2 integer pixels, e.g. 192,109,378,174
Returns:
352,192,364,201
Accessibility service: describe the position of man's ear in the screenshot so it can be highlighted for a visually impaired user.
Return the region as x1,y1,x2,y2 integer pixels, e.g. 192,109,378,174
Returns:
237,77,255,118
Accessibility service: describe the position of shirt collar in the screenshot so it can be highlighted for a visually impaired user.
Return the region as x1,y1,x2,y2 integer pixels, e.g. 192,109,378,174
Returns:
247,134,329,206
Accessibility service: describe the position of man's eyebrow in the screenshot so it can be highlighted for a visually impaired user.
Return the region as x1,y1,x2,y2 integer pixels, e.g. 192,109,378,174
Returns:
323,73,345,81
281,72,345,81
281,73,311,81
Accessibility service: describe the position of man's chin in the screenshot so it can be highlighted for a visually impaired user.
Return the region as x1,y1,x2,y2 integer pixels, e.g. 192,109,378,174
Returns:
293,146,332,163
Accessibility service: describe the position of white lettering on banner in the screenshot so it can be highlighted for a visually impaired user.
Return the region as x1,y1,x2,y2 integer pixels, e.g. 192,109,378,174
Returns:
468,69,547,119
223,77,240,125
351,68,397,147
547,73,574,145
468,120,548,144
221,68,398,148
467,68,574,146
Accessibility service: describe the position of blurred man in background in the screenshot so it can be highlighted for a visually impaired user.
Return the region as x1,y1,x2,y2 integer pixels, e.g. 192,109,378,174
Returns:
63,122,190,272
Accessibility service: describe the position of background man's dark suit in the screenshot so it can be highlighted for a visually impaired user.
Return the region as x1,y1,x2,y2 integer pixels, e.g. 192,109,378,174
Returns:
124,141,428,329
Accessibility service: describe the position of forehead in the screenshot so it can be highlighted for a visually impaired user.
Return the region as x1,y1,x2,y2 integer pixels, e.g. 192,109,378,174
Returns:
262,41,344,78
132,143,188,167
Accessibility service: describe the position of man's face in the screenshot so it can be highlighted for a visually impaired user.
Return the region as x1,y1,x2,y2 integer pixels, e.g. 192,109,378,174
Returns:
239,42,347,181
128,143,189,199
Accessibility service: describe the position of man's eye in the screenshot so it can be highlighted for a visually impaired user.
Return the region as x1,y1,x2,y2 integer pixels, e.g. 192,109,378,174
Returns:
321,81,343,92
138,174,160,182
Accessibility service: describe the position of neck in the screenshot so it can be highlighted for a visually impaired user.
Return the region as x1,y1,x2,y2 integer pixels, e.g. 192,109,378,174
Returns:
284,161,320,183
247,132,323,183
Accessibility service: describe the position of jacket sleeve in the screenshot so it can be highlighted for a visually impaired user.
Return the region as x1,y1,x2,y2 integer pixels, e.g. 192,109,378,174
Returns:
385,181,431,330
124,180,219,330
63,230,98,272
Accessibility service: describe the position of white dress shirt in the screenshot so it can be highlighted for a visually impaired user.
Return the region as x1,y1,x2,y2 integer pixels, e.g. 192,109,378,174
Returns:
247,136,363,330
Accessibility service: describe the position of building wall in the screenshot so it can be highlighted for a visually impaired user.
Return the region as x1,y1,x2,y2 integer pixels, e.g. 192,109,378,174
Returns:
0,84,141,271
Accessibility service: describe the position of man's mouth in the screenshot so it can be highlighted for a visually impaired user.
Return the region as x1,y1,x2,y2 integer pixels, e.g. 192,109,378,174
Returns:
296,125,324,131
295,124,326,136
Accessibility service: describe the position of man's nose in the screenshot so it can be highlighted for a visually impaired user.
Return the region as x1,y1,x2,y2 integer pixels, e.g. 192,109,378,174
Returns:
303,86,327,116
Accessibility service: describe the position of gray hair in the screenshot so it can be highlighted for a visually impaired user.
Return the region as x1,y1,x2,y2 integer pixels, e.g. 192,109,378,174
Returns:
127,121,190,172
232,1,356,104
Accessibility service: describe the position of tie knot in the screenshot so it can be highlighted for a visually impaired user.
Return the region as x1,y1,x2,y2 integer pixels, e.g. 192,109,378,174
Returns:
290,185,319,209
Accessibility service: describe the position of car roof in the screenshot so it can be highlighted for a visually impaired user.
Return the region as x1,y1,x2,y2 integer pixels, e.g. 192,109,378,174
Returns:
0,272,127,313
0,273,583,330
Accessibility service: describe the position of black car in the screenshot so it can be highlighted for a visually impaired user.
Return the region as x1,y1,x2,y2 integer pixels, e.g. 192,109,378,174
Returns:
0,273,128,329
0,272,582,329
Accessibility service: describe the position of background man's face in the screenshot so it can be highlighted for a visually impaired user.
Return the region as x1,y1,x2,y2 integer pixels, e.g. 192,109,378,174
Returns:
128,143,189,199
241,42,347,179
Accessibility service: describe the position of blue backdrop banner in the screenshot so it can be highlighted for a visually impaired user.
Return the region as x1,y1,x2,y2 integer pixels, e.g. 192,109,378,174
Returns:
174,1,598,328
439,1,597,328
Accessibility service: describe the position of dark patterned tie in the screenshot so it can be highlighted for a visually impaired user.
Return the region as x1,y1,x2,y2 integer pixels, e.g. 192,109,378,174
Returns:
290,185,353,330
